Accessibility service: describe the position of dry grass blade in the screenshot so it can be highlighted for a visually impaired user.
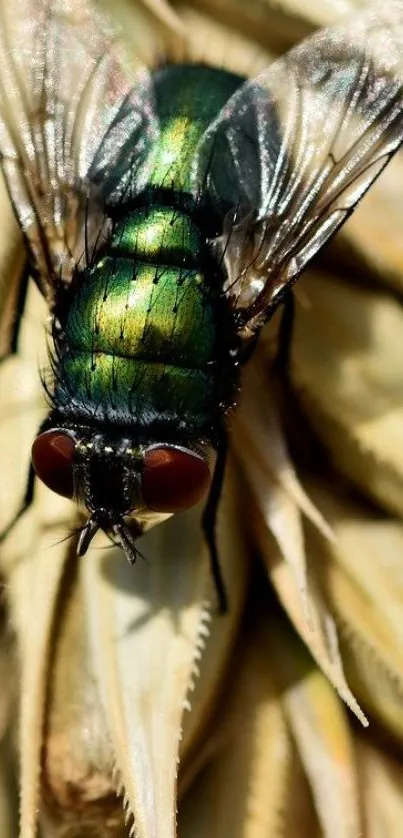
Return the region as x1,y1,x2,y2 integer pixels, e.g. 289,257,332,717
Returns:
82,465,247,838
170,0,355,51
180,461,249,764
140,0,185,33
41,559,123,838
179,614,321,838
263,608,362,838
252,509,367,726
303,480,403,745
334,151,403,296
0,284,77,838
289,270,403,518
357,736,403,837
233,360,333,622
0,172,25,361
169,5,275,72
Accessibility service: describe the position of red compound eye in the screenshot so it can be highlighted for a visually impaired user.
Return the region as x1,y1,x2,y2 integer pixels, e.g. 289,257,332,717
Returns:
31,430,75,498
142,446,210,513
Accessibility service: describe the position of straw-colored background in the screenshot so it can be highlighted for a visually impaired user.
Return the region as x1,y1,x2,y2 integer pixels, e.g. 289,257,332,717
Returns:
1,1,403,835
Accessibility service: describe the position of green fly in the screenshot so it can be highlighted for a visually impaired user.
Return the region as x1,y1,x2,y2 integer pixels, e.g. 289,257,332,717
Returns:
1,0,403,609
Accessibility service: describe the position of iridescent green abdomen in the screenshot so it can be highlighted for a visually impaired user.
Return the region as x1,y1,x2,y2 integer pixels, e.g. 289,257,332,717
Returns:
58,213,220,435
55,65,244,440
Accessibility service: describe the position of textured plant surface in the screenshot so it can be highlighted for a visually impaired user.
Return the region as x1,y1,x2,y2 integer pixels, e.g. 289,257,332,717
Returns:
2,0,403,836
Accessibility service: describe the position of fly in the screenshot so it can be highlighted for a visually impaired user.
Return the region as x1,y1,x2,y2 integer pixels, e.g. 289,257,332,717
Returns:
1,0,403,610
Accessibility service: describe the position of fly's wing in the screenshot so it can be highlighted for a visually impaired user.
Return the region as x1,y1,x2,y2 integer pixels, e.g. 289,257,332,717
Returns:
0,0,158,326
193,1,403,337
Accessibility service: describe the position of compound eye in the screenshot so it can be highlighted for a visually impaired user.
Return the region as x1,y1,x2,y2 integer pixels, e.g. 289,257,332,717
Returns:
31,430,75,498
142,446,211,513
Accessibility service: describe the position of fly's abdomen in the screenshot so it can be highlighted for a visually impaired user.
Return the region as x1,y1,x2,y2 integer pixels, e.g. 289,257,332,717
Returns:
56,206,220,436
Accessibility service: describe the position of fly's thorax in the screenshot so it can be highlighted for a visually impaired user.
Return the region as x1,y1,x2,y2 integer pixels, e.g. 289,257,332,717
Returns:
53,201,240,436
149,64,245,194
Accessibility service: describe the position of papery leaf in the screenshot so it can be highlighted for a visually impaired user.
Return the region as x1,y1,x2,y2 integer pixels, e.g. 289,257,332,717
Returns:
304,480,403,745
180,0,355,50
174,6,274,76
139,0,185,33
83,465,247,838
253,509,367,725
0,173,25,361
0,754,16,838
0,287,76,838
357,736,403,837
233,360,333,619
263,608,362,838
336,151,403,295
179,616,320,838
41,560,121,838
180,462,249,764
290,270,403,518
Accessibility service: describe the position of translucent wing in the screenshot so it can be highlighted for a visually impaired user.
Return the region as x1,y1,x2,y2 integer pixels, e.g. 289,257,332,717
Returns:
194,1,403,336
0,0,158,304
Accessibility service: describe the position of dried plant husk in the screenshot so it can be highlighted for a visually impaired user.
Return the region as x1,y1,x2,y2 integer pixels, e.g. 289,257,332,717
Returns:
179,461,249,765
81,467,248,838
0,172,25,361
233,359,334,614
40,478,248,838
262,602,363,838
301,479,403,748
332,152,403,297
255,508,367,725
170,0,356,52
40,558,122,838
0,598,18,838
167,5,274,74
0,284,76,838
284,269,403,519
356,735,403,837
179,611,321,838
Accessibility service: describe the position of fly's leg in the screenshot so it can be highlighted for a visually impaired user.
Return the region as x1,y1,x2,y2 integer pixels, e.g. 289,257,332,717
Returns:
273,290,295,377
202,429,228,614
0,461,36,543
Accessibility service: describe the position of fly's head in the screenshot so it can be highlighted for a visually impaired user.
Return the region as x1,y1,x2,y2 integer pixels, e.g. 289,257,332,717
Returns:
31,425,212,560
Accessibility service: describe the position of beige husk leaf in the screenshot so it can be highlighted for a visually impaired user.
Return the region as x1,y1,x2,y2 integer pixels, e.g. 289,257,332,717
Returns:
287,270,403,517
263,607,362,838
357,736,403,837
1,0,403,837
302,479,403,746
179,614,321,838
